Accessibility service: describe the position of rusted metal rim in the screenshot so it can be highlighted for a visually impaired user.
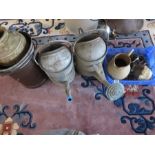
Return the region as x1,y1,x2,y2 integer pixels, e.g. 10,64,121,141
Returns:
0,32,34,75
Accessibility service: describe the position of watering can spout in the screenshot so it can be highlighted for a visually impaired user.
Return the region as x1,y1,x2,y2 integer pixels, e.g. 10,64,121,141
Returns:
65,82,73,102
93,63,125,101
93,63,110,87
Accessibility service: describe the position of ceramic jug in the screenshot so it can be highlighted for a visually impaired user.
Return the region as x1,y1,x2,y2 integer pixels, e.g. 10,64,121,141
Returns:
0,27,26,66
64,19,99,34
138,65,153,80
35,41,75,102
74,31,125,101
108,50,134,80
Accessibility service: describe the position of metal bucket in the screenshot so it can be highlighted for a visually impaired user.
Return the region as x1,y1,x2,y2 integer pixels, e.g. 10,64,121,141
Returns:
64,19,99,34
0,27,26,66
0,32,47,88
106,19,144,34
74,31,125,101
34,40,75,102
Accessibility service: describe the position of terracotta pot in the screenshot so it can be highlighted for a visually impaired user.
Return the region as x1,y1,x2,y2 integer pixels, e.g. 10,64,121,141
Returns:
0,32,47,88
138,65,153,80
0,27,26,66
108,50,133,80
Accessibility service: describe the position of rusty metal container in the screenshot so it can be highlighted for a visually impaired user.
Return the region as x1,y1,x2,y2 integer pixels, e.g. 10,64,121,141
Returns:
0,27,26,66
106,19,144,34
0,32,47,88
64,19,99,34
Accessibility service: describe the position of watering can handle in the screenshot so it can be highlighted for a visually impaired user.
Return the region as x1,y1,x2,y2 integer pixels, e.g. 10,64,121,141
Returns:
32,39,38,49
93,63,110,87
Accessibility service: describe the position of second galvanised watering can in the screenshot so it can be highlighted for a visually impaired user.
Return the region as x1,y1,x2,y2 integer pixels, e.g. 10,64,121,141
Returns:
34,41,75,102
74,30,125,101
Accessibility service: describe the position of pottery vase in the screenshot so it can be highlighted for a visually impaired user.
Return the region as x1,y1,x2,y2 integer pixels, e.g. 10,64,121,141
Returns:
107,51,133,80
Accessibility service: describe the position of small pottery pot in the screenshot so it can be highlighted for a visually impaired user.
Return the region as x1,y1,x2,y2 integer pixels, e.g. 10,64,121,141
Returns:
0,27,26,66
139,65,153,80
108,50,134,80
